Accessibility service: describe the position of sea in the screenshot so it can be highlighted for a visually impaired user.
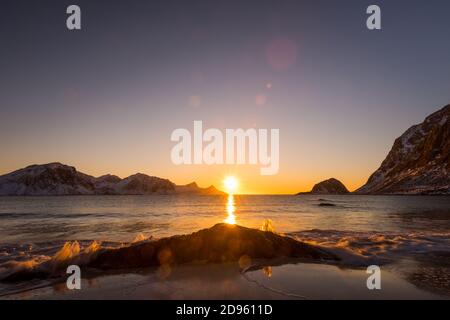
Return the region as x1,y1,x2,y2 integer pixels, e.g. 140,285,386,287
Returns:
1,195,449,297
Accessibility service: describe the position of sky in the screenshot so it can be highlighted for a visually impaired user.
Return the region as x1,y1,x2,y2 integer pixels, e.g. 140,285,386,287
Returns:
0,0,450,194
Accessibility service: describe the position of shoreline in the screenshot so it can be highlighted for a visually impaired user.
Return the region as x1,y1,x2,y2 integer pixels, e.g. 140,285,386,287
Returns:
2,261,447,300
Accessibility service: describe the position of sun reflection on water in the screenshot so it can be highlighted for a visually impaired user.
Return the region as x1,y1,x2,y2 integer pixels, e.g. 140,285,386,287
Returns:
224,194,236,225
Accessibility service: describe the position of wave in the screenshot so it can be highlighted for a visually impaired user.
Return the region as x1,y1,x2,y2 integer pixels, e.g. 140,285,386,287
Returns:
0,240,104,283
288,229,450,266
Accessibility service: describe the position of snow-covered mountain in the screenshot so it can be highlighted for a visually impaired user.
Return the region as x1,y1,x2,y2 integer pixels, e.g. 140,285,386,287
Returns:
0,163,224,196
357,104,450,195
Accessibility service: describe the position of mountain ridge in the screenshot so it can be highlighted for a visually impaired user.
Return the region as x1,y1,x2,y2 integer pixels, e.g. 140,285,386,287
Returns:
356,104,449,195
0,163,225,196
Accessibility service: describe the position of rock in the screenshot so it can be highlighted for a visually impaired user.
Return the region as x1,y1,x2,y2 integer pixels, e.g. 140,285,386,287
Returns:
89,223,339,269
298,178,349,195
1,224,339,281
357,104,450,195
318,203,336,207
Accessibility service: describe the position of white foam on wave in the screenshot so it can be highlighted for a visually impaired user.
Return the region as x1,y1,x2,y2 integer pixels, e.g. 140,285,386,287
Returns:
131,233,153,243
289,229,450,266
0,240,106,283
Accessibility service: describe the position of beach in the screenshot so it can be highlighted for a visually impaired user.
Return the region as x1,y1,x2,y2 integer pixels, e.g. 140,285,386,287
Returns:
3,260,446,300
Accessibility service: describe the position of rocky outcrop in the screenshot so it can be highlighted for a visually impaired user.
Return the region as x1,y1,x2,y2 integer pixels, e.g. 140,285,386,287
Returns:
298,178,349,195
88,223,340,269
357,105,450,195
0,163,223,196
0,223,339,281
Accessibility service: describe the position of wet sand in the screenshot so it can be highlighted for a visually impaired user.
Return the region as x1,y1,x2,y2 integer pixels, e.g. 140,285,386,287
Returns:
2,261,446,300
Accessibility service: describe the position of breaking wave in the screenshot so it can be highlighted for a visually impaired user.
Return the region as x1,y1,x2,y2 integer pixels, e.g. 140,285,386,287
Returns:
0,234,141,294
288,229,450,266
0,240,102,284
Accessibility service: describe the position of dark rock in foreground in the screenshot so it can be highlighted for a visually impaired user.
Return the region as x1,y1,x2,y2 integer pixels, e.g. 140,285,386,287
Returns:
0,224,339,282
298,178,349,195
89,223,339,269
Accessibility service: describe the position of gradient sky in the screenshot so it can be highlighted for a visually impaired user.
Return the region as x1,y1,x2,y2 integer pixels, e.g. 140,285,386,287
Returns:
1,0,450,194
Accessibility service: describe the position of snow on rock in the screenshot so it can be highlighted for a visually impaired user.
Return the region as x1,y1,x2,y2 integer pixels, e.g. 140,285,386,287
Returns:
357,104,450,195
0,163,223,196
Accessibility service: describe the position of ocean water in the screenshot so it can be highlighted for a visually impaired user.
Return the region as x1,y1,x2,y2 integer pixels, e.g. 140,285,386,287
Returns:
1,195,449,242
0,195,450,297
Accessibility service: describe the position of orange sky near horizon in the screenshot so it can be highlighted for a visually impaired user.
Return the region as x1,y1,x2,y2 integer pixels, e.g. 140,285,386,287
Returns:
0,114,394,195
0,156,379,194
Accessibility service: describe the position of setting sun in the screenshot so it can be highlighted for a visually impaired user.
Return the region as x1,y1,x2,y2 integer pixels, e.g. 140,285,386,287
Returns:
223,176,239,194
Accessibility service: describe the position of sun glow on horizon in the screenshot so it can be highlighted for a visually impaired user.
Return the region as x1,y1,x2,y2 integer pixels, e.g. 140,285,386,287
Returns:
223,176,239,195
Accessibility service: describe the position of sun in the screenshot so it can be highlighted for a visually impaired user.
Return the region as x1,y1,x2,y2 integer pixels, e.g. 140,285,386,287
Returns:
223,176,239,194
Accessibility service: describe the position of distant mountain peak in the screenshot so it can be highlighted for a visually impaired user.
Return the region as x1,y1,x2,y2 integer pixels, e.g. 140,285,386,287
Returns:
0,163,224,196
185,182,199,188
175,182,224,195
19,162,76,174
